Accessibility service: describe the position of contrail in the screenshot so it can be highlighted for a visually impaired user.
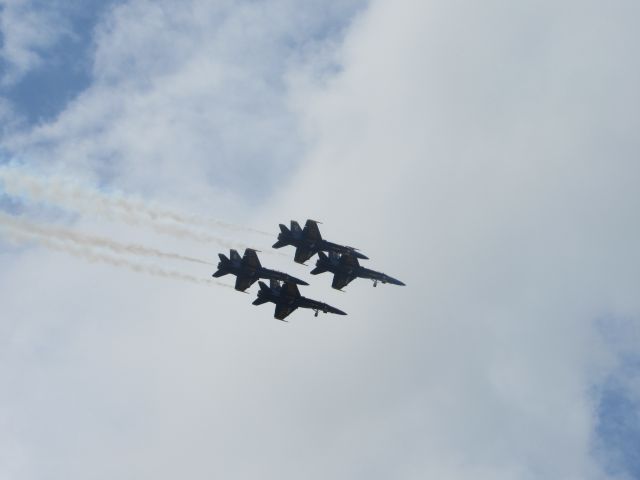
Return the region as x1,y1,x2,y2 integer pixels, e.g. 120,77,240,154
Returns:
0,211,215,266
0,167,273,241
2,228,234,289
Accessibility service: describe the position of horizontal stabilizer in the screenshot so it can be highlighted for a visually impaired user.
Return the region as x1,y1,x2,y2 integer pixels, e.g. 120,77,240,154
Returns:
310,266,327,275
252,297,269,306
212,269,228,278
272,240,288,249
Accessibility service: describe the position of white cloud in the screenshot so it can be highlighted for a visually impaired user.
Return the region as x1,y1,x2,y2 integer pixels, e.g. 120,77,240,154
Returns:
269,0,640,477
2,0,364,213
1,0,640,479
0,0,72,85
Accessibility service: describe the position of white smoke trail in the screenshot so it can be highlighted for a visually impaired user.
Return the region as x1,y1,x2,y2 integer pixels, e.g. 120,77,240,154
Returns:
1,227,234,289
0,211,215,266
0,166,273,241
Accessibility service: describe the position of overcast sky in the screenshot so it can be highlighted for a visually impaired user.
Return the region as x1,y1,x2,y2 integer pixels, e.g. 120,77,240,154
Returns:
1,0,639,479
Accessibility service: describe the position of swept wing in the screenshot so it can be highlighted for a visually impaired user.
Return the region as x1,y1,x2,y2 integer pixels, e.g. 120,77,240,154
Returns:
294,246,315,264
275,303,298,320
234,275,256,292
331,273,356,291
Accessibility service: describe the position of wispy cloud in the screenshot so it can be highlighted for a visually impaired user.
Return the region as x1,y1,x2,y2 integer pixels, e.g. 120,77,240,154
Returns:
0,0,70,86
1,0,366,203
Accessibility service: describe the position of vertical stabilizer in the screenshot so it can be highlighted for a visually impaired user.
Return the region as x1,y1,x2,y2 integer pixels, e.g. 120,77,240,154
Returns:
290,220,302,237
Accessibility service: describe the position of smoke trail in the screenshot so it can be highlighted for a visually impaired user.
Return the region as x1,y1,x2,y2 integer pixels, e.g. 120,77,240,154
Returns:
0,167,273,240
2,228,234,289
0,211,215,266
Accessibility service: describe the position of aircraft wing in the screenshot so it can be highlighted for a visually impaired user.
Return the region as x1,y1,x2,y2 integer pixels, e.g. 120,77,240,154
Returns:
294,246,315,264
339,253,360,268
332,273,356,290
282,281,301,298
242,248,261,269
275,303,298,320
234,275,256,292
303,219,322,241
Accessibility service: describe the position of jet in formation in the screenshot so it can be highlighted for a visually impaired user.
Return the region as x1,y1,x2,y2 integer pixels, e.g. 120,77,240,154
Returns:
213,219,405,321
252,279,347,321
311,251,406,290
213,248,308,292
272,219,368,264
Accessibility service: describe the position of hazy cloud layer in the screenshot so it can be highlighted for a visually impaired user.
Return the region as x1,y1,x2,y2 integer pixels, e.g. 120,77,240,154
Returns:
0,0,69,85
2,0,364,208
1,0,639,479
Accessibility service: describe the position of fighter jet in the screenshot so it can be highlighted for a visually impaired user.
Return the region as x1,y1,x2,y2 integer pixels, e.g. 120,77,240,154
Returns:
272,219,368,264
252,279,347,321
213,248,308,292
311,251,406,290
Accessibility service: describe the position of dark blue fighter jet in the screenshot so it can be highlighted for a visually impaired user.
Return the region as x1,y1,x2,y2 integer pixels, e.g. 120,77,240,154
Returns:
311,252,406,290
272,219,368,264
252,279,347,321
213,248,308,291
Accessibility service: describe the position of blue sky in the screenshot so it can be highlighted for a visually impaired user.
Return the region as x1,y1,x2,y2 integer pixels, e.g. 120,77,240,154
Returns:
594,317,640,479
1,1,640,479
597,376,640,478
0,1,117,122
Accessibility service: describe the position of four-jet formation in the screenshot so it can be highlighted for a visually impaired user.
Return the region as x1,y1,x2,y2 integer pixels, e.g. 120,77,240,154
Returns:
213,219,405,321
252,279,346,321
